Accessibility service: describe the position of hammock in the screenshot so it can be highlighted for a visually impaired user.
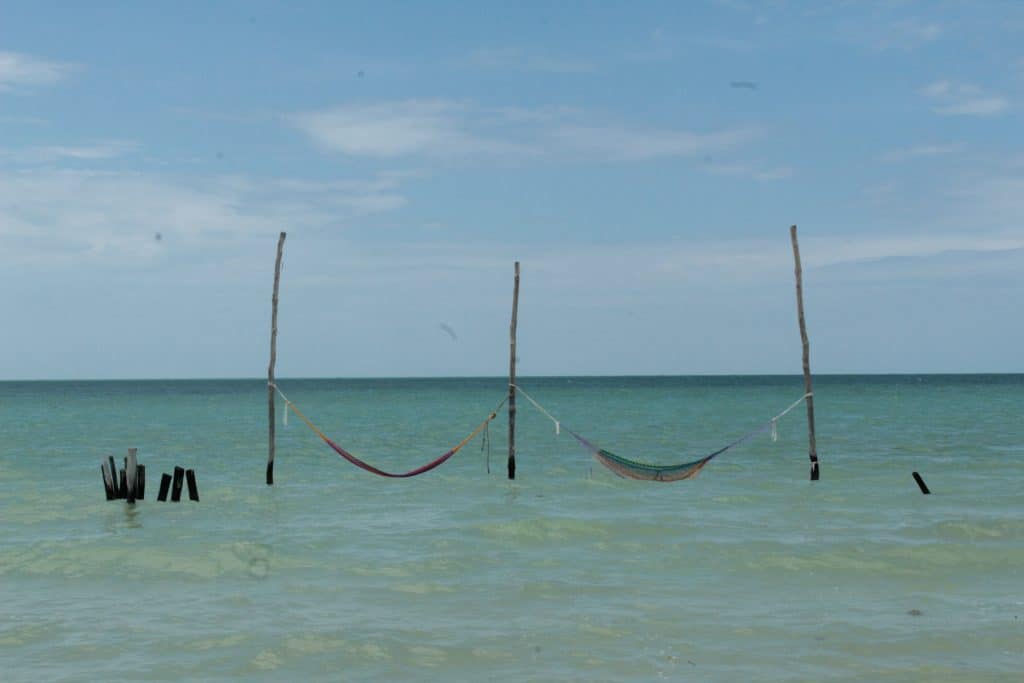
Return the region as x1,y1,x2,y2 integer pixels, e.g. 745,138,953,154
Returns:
272,384,503,478
513,385,810,482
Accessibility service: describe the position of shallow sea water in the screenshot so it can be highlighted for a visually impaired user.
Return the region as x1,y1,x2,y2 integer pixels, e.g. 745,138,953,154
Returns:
2,376,1022,681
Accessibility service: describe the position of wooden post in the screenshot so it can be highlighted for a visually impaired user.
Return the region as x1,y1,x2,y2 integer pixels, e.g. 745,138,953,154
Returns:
790,225,819,481
107,456,119,496
126,448,138,504
508,261,520,480
267,231,287,485
171,466,185,502
100,461,116,500
157,473,172,502
185,469,200,502
136,464,146,499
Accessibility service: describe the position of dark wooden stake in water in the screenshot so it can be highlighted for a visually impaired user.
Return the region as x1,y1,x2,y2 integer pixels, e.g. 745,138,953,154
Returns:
912,471,931,494
171,466,185,502
790,225,819,481
267,231,287,486
100,460,116,500
125,448,138,504
508,261,520,480
136,464,146,499
107,456,119,496
185,469,200,501
157,473,172,502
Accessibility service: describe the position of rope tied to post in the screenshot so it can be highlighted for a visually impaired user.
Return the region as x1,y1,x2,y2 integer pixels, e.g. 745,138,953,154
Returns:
511,385,813,482
271,384,506,478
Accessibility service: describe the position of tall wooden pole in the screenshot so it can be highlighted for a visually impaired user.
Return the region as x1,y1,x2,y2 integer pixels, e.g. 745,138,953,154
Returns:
267,231,286,486
508,261,520,480
790,225,819,481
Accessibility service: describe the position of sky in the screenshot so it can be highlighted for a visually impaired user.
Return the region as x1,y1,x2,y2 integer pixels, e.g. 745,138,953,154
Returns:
1,1,1022,379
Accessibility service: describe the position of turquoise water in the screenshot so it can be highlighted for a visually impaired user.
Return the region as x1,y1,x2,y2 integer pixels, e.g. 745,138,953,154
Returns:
2,376,1022,681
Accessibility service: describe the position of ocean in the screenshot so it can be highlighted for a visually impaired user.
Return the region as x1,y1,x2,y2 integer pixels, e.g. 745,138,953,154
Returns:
1,375,1022,681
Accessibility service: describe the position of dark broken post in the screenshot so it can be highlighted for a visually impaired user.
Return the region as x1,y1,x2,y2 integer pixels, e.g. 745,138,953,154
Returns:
157,473,172,502
171,467,185,502
185,469,200,502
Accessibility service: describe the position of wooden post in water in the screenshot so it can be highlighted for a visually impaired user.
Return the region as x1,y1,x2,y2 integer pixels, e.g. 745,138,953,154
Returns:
790,225,819,481
185,469,200,501
157,473,172,502
508,261,520,480
267,231,287,485
125,448,138,504
171,466,185,502
136,464,146,499
100,460,116,500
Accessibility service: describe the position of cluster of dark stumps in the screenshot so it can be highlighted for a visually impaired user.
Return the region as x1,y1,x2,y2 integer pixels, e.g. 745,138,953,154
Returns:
100,448,199,503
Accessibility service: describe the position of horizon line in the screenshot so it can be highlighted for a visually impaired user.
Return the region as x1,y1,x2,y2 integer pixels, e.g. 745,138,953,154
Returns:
2,371,1023,383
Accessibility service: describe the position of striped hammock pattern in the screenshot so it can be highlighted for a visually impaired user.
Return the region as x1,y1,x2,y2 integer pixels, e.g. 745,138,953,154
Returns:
272,384,502,478
514,384,811,483
569,430,718,482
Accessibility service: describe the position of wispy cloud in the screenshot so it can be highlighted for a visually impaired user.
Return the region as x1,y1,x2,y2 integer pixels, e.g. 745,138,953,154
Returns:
556,125,753,162
0,51,77,92
881,143,963,163
466,48,594,73
0,140,135,163
292,100,532,159
921,80,1009,116
705,159,793,181
293,99,754,163
0,169,410,267
841,17,943,52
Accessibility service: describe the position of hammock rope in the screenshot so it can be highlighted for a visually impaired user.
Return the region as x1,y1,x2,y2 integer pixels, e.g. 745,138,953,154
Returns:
511,384,811,482
271,383,505,478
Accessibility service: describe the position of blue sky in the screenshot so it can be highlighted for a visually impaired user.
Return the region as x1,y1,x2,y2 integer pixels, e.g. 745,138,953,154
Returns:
1,1,1022,379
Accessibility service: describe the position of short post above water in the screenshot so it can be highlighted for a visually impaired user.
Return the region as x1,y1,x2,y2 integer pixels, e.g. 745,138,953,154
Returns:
508,261,520,480
790,225,819,481
267,231,287,486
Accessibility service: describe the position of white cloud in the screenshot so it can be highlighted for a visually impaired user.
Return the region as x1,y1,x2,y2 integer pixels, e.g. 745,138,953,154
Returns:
0,141,135,163
0,51,76,91
842,17,943,52
921,80,1009,117
935,97,1009,116
706,160,793,181
556,125,753,161
292,100,533,158
920,80,952,97
0,169,410,267
293,99,754,163
467,48,593,73
881,143,963,162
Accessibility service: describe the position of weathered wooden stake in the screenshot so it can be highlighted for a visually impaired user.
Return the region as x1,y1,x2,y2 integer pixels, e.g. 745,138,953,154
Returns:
185,469,200,502
912,471,931,494
157,473,172,502
100,461,116,500
107,456,119,496
118,469,127,499
790,225,819,481
136,464,146,500
508,261,520,480
171,466,185,502
126,448,138,504
267,231,287,486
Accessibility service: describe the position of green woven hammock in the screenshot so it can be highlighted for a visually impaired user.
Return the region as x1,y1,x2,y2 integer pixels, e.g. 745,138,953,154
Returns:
570,430,728,482
515,385,811,482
